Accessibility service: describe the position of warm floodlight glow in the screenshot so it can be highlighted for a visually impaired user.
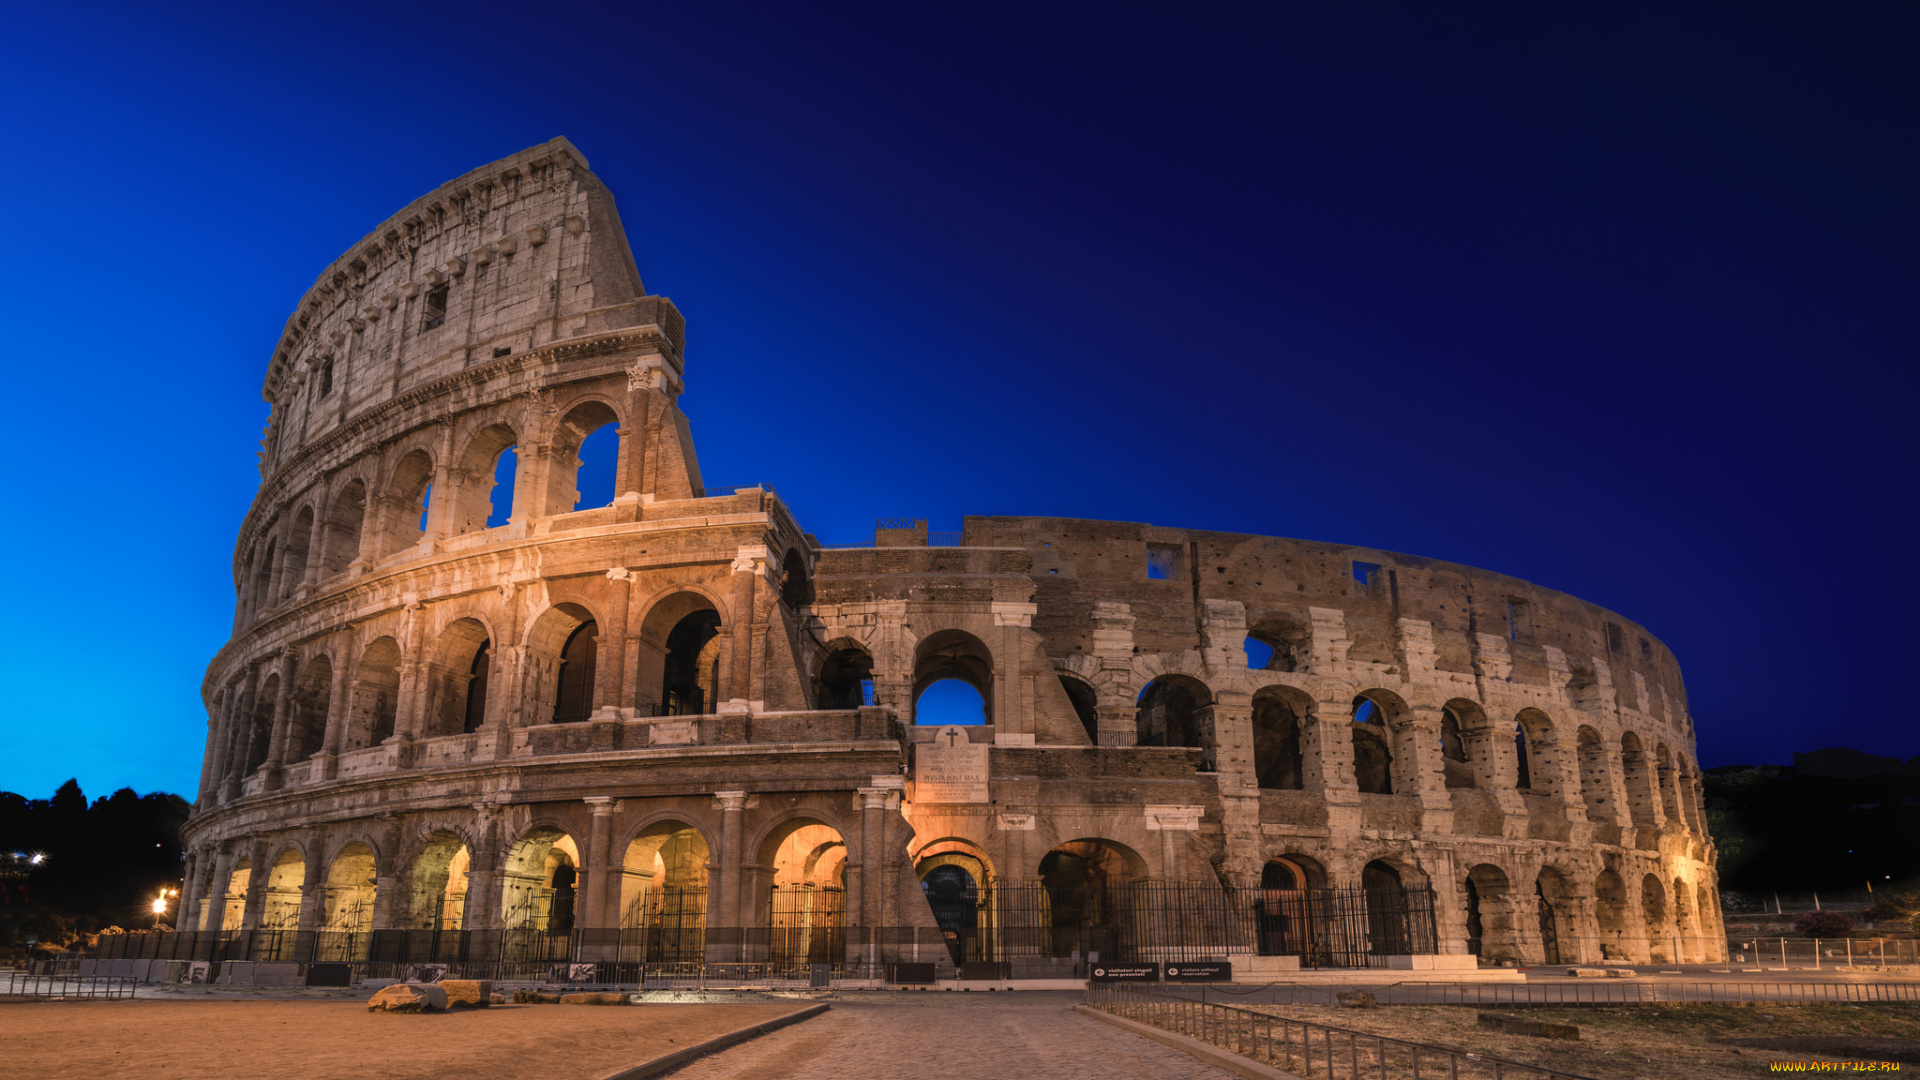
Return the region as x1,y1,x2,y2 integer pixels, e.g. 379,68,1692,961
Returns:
152,897,168,913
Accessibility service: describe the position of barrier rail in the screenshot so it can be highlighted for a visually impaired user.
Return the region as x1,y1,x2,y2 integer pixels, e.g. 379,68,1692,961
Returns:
3,972,137,1001
1087,982,1601,1080
1182,980,1920,1008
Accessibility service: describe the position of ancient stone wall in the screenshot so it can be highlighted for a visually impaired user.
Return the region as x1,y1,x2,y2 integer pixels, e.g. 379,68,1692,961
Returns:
180,141,1724,972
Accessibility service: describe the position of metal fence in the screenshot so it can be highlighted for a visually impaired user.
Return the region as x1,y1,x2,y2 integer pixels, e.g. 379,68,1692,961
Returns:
3,972,137,1001
1726,936,1920,967
1086,982,1601,1080
1181,980,1920,1008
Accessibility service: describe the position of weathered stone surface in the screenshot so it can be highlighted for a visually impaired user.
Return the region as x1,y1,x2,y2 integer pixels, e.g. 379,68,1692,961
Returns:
514,990,562,1004
177,139,1725,979
368,983,447,1013
441,979,492,1007
1335,991,1378,1009
560,992,632,1006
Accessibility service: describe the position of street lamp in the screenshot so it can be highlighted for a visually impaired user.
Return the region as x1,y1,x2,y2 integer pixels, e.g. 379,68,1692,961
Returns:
152,887,177,929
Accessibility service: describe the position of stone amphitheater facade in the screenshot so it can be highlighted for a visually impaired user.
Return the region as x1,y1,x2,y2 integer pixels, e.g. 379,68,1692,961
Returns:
178,138,1724,974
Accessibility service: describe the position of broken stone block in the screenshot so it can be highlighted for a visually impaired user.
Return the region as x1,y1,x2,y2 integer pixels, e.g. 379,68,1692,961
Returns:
440,979,492,1007
561,991,632,1005
1567,967,1608,978
513,990,561,1004
367,982,447,1013
1335,991,1378,1008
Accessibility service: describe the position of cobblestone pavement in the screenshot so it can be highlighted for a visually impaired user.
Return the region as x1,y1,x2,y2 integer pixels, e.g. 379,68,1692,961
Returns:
669,993,1235,1080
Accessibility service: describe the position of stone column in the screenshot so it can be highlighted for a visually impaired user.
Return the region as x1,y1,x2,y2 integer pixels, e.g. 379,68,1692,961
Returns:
298,841,327,929
725,550,761,706
715,791,748,938
197,691,227,804
594,570,631,716
583,797,617,928
393,601,428,748
202,848,237,933
317,641,354,778
176,850,203,930
263,648,299,784
222,665,263,801
1308,695,1362,832
856,787,889,927
241,840,272,931
463,805,501,931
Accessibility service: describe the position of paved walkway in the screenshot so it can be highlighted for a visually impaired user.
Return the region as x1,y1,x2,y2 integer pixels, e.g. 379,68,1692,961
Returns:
670,994,1235,1080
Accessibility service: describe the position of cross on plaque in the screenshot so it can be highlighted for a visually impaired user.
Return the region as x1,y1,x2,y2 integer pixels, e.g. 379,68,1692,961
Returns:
944,728,961,747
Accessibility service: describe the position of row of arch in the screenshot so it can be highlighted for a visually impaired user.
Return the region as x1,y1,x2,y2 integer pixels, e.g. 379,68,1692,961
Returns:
239,396,623,626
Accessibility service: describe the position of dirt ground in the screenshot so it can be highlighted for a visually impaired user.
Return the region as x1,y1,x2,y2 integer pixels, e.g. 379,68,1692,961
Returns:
1243,1002,1920,1079
0,998,808,1080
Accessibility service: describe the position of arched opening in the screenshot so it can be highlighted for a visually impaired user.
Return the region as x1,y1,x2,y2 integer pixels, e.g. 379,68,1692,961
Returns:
1135,675,1212,749
919,863,981,967
1641,873,1670,963
779,547,813,609
1516,709,1556,795
547,400,622,514
1594,869,1629,960
502,827,579,933
262,849,305,930
245,674,279,774
408,832,469,931
221,857,251,932
916,679,986,726
1443,699,1482,780
1535,867,1575,965
1464,864,1515,961
814,641,874,709
450,422,518,534
636,593,723,717
1244,615,1307,673
1696,882,1715,949
323,842,378,940
1038,839,1146,961
381,449,434,556
424,618,491,737
347,637,401,750
1254,855,1320,957
1351,696,1394,794
320,480,366,577
913,630,996,727
1515,724,1533,791
1252,686,1306,790
287,655,332,762
1362,859,1422,957
1059,674,1099,743
761,821,847,966
281,507,314,598
525,604,598,724
618,821,709,963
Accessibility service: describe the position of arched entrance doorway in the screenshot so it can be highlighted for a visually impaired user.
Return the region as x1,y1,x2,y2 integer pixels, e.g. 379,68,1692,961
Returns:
617,821,709,963
1037,839,1145,962
761,821,847,967
408,832,470,932
915,841,994,967
1253,855,1320,958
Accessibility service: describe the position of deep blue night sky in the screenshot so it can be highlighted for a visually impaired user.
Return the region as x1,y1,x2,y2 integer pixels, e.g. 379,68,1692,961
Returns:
1,3,1913,798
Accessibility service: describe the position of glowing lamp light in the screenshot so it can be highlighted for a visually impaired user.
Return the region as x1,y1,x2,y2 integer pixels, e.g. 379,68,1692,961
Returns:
152,897,169,914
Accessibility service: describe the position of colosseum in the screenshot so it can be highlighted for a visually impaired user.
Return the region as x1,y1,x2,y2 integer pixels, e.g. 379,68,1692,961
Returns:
166,138,1724,983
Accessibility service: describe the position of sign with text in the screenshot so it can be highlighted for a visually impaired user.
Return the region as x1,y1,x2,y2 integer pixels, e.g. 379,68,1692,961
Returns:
1090,963,1160,982
916,725,989,803
1164,962,1232,982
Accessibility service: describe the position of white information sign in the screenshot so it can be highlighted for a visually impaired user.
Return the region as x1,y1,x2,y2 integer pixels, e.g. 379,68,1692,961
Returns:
915,725,990,803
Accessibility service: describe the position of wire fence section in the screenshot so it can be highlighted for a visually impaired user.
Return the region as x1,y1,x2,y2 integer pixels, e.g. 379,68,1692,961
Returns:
3,971,137,1001
1087,982,1602,1080
1180,979,1920,1008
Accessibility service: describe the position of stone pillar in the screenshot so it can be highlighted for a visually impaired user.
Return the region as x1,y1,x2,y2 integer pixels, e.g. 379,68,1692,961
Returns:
317,641,354,778
298,841,327,929
241,840,272,930
176,850,203,929
202,848,236,933
463,805,501,931
725,550,762,706
263,648,299,783
197,692,227,804
393,601,428,748
583,797,617,928
715,791,748,936
1090,602,1136,746
222,665,263,800
856,787,888,926
1308,695,1362,832
594,570,631,716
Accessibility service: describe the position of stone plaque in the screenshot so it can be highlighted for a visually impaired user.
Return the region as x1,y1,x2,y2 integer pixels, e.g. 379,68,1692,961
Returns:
916,725,989,803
